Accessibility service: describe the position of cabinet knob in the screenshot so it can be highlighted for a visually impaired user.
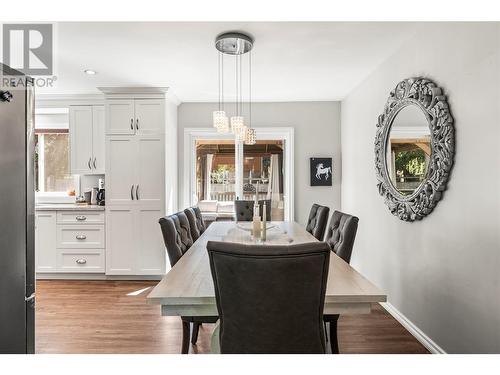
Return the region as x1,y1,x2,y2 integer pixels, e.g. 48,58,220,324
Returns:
76,215,86,221
76,234,87,240
76,258,87,265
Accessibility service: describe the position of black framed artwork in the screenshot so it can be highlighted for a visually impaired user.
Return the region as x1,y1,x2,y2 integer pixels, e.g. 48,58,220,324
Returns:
310,157,333,186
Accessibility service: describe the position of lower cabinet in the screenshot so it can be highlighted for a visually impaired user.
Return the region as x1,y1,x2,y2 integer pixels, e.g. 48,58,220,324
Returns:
35,210,106,275
35,211,57,273
106,206,166,275
36,207,165,277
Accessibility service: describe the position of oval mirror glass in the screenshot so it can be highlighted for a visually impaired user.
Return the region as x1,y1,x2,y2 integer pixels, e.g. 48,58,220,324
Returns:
386,105,431,196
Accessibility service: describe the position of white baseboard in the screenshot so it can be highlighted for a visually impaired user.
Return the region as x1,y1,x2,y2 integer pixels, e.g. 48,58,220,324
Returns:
380,302,446,354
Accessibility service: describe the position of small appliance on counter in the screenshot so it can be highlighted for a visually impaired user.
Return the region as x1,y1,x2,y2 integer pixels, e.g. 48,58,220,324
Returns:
97,178,105,206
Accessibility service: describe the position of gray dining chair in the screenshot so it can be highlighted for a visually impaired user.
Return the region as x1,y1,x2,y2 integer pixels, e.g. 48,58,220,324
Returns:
323,210,359,354
184,206,206,241
207,241,330,354
234,199,271,221
305,203,330,240
159,212,217,353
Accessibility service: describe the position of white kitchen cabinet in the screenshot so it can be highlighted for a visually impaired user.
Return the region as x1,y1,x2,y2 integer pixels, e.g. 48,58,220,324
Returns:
105,99,164,135
35,211,57,273
105,135,165,275
106,99,135,135
103,89,169,277
69,105,105,175
105,207,136,275
106,136,136,206
134,99,164,135
136,136,165,207
35,209,106,276
106,206,165,276
136,207,165,275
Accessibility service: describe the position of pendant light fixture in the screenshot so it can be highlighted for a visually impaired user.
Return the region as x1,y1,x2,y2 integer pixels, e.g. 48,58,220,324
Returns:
213,50,229,132
214,32,255,144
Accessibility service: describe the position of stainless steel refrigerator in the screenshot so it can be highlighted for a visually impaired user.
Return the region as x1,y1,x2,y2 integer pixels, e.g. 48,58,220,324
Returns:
0,63,35,354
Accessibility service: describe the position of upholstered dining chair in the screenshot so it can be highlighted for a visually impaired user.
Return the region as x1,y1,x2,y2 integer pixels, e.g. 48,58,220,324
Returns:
159,212,218,353
207,241,330,354
305,204,330,240
184,206,206,242
234,199,271,222
323,210,359,354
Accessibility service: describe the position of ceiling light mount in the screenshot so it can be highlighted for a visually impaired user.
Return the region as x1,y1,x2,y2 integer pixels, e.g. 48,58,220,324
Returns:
215,32,253,55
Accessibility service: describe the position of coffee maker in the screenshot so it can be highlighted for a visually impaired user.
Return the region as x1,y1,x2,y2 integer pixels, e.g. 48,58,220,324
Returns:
97,178,105,206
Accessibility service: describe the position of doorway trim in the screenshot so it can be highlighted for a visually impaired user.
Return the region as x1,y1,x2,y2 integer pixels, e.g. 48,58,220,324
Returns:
183,127,294,221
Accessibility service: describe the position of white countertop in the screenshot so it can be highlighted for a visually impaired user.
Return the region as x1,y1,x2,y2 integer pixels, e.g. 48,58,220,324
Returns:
35,203,105,211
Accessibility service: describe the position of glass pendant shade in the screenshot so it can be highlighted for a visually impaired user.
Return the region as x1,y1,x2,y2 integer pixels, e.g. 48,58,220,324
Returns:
231,116,245,136
235,125,247,142
213,111,229,133
244,127,256,145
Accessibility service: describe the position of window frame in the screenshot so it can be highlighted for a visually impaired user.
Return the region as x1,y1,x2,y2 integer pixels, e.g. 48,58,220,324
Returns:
34,108,77,203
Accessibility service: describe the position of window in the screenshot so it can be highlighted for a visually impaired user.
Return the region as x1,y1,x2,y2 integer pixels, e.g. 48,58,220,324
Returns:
35,109,75,194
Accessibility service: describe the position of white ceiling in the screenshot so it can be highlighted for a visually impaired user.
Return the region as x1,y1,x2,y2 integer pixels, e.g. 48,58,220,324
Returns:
39,22,417,102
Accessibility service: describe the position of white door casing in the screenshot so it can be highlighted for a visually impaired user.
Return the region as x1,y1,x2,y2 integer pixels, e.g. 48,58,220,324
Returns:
183,127,294,221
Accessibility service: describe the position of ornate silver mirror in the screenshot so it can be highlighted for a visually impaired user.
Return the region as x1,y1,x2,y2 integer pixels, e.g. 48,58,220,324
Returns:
375,77,455,221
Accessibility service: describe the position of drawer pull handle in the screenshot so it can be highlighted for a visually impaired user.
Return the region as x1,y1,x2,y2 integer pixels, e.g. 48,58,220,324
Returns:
76,215,87,221
76,259,87,265
76,234,87,240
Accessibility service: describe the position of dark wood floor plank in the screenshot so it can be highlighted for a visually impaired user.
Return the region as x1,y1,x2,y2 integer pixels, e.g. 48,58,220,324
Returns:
35,280,429,354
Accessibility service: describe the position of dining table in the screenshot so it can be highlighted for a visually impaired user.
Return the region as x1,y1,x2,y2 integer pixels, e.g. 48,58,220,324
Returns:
148,220,387,351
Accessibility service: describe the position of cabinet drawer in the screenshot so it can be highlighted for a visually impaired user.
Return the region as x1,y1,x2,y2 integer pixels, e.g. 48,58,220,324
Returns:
57,211,105,225
57,249,105,273
57,225,105,248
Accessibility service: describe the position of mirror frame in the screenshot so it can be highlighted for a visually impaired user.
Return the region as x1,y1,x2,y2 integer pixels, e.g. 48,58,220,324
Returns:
374,77,455,221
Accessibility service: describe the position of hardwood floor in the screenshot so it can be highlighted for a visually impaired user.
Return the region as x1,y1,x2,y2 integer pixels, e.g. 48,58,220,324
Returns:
35,280,429,354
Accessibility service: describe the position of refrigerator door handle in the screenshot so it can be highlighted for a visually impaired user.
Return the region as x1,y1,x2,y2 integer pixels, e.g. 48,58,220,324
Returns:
25,293,35,303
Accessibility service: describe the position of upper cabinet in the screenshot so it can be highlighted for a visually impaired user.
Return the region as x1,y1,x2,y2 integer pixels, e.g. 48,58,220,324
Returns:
69,105,105,175
105,99,164,135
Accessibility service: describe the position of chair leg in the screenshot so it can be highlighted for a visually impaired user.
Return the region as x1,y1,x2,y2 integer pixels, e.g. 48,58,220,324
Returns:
191,322,201,345
329,318,339,354
181,320,190,354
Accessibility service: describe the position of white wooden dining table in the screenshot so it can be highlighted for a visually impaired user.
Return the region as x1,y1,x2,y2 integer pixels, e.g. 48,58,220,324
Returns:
147,221,387,319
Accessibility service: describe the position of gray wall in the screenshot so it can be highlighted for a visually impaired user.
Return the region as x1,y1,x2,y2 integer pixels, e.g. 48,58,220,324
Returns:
341,23,500,353
178,102,341,224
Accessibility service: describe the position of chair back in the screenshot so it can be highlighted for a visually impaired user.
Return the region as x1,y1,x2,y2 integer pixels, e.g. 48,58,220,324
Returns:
305,204,330,240
207,241,330,354
158,212,194,267
325,210,359,263
234,199,271,222
184,206,206,241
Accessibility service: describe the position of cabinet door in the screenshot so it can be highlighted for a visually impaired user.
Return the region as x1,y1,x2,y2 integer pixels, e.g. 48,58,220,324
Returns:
136,136,164,208
106,99,135,135
134,99,164,135
106,136,136,206
106,207,136,275
92,106,105,174
35,211,57,273
136,207,166,275
70,106,93,174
